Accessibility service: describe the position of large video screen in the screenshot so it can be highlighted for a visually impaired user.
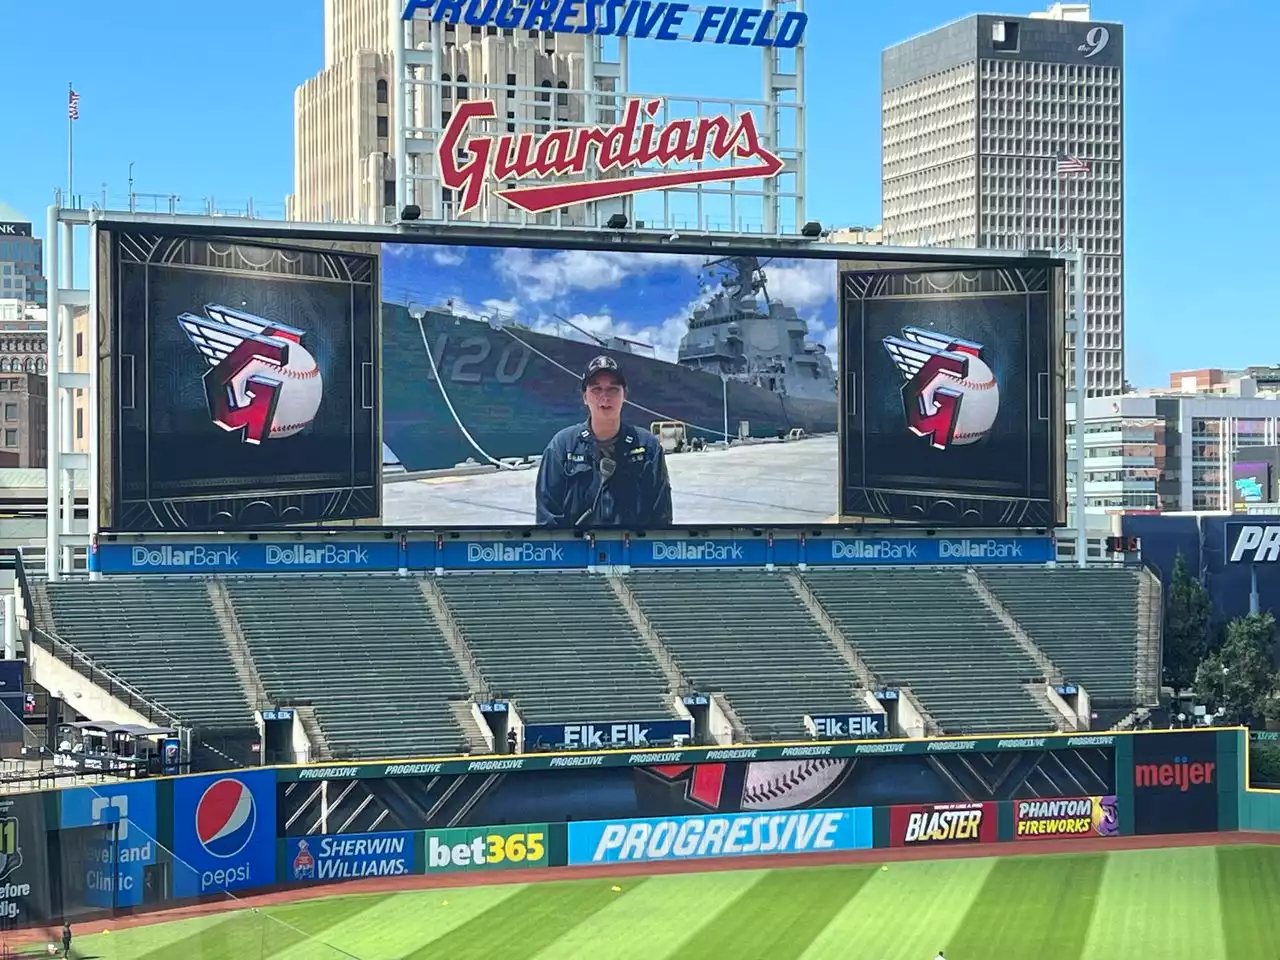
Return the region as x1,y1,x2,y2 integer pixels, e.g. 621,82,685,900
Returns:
839,265,1065,527
1233,461,1272,507
103,227,381,531
381,242,843,528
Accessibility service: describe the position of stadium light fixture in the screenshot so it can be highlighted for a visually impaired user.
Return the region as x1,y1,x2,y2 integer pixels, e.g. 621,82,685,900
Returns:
400,204,422,221
606,213,628,230
801,220,823,238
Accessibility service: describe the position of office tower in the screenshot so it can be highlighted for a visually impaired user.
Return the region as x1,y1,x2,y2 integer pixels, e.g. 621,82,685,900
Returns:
881,3,1124,396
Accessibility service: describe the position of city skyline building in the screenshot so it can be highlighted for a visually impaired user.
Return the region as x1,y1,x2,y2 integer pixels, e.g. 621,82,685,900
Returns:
289,0,809,233
880,2,1124,397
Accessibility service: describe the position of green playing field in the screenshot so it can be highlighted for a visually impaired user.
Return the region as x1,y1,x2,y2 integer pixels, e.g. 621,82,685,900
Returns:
31,844,1280,960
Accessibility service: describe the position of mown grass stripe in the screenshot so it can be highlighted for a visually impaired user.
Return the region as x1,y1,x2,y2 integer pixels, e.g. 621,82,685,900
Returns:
126,892,380,960
1080,847,1224,960
677,865,875,960
1218,845,1280,959
75,912,234,960
946,852,1104,959
267,883,528,960
527,869,767,960
797,858,996,960
400,877,646,960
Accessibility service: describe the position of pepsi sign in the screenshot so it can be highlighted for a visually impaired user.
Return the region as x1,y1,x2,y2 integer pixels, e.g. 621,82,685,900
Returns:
172,770,276,897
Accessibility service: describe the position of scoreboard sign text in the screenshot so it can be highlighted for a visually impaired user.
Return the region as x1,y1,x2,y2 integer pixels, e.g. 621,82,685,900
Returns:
889,802,997,847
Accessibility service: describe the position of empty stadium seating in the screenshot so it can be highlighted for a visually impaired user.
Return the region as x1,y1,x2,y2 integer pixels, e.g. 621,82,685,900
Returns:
224,576,470,759
802,570,1054,734
35,580,252,731
977,569,1142,705
436,572,673,723
625,570,863,740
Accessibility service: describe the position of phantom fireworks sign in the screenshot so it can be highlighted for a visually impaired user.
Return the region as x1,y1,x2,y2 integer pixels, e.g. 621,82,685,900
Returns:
438,98,784,215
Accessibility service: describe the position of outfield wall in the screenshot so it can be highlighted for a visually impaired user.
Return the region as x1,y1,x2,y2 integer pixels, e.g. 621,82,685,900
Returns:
0,726,1268,928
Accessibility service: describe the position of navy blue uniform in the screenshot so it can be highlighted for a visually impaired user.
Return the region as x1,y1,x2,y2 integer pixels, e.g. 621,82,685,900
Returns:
536,421,673,528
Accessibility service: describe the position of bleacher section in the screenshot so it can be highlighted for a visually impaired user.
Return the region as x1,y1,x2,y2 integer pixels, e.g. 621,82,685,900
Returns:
626,571,863,740
435,573,672,723
802,570,1053,734
35,580,251,731
224,576,469,759
977,569,1142,705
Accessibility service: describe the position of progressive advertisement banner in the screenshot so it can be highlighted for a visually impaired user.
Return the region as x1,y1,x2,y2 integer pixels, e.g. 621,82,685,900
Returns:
808,536,1056,566
889,802,998,847
172,770,278,898
567,807,873,865
96,541,401,575
424,824,550,873
1013,796,1119,841
524,719,693,750
286,831,418,884
59,781,159,909
1131,730,1220,835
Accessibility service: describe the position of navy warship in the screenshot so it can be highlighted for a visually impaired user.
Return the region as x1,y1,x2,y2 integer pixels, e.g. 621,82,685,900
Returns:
381,256,839,471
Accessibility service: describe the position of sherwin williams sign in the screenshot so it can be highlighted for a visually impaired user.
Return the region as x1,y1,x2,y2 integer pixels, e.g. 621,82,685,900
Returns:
439,540,589,569
809,536,1055,566
567,807,872,865
424,824,550,873
95,541,401,574
172,771,277,897
286,831,418,884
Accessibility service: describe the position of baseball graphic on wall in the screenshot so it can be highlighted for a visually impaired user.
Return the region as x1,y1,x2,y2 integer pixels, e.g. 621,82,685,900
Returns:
884,326,1001,450
740,759,851,811
178,304,324,445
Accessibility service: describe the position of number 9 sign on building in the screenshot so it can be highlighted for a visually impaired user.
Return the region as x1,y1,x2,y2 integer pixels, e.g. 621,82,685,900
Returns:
424,824,549,874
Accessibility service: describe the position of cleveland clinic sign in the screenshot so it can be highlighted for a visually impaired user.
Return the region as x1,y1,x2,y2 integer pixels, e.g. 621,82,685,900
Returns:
402,0,808,48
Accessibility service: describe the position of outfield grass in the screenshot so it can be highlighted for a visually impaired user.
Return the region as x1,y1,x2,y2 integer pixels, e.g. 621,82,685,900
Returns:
41,845,1280,960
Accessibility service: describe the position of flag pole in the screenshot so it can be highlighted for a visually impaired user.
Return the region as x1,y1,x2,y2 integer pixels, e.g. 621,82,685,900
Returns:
67,82,74,203
1054,156,1060,253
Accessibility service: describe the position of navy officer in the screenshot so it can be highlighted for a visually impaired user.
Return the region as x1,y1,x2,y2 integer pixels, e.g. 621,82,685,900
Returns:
535,356,673,529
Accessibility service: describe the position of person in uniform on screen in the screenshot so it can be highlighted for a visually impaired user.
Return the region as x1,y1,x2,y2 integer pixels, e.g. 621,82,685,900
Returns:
535,356,673,529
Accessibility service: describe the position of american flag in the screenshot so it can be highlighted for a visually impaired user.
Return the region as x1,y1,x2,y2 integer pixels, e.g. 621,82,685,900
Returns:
68,88,80,121
1056,152,1090,175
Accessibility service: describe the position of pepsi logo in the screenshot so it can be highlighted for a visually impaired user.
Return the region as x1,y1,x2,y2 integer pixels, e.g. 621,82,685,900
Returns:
196,778,258,859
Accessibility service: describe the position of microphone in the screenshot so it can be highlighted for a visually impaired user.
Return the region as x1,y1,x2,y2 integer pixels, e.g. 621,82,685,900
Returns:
575,456,616,528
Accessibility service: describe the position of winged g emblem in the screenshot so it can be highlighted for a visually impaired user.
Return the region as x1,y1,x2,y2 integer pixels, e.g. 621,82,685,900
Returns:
883,326,999,450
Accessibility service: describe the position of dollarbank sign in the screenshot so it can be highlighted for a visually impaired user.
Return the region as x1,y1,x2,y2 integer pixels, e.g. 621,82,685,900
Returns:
439,98,784,215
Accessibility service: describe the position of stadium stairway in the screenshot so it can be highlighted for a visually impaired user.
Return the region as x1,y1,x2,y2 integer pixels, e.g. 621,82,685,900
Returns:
975,568,1157,708
32,579,256,733
802,569,1059,735
624,570,869,741
223,576,475,760
433,572,675,724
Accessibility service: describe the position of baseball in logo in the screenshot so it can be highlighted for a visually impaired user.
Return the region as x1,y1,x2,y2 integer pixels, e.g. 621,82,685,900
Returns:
196,777,258,859
883,327,1000,450
890,802,997,847
178,303,323,445
1014,796,1119,840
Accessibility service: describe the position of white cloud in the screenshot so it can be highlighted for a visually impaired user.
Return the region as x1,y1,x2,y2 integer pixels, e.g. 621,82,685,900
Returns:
762,259,835,312
494,247,699,302
431,248,465,266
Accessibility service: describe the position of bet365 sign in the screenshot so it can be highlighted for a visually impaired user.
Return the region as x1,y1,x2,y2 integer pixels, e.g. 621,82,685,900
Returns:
424,824,549,873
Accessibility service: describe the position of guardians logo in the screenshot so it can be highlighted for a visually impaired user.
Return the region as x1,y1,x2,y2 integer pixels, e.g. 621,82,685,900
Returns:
1014,796,1119,841
890,802,996,847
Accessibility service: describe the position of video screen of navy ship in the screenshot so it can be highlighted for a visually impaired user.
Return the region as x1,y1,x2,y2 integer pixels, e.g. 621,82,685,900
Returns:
839,263,1066,529
381,241,842,528
102,226,382,533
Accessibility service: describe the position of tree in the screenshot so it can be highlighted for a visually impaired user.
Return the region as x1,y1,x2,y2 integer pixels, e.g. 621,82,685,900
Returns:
1193,612,1278,728
1163,552,1214,692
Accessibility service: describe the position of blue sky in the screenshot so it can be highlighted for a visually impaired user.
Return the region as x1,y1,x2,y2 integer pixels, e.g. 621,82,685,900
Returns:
1,1,1276,386
382,242,838,359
